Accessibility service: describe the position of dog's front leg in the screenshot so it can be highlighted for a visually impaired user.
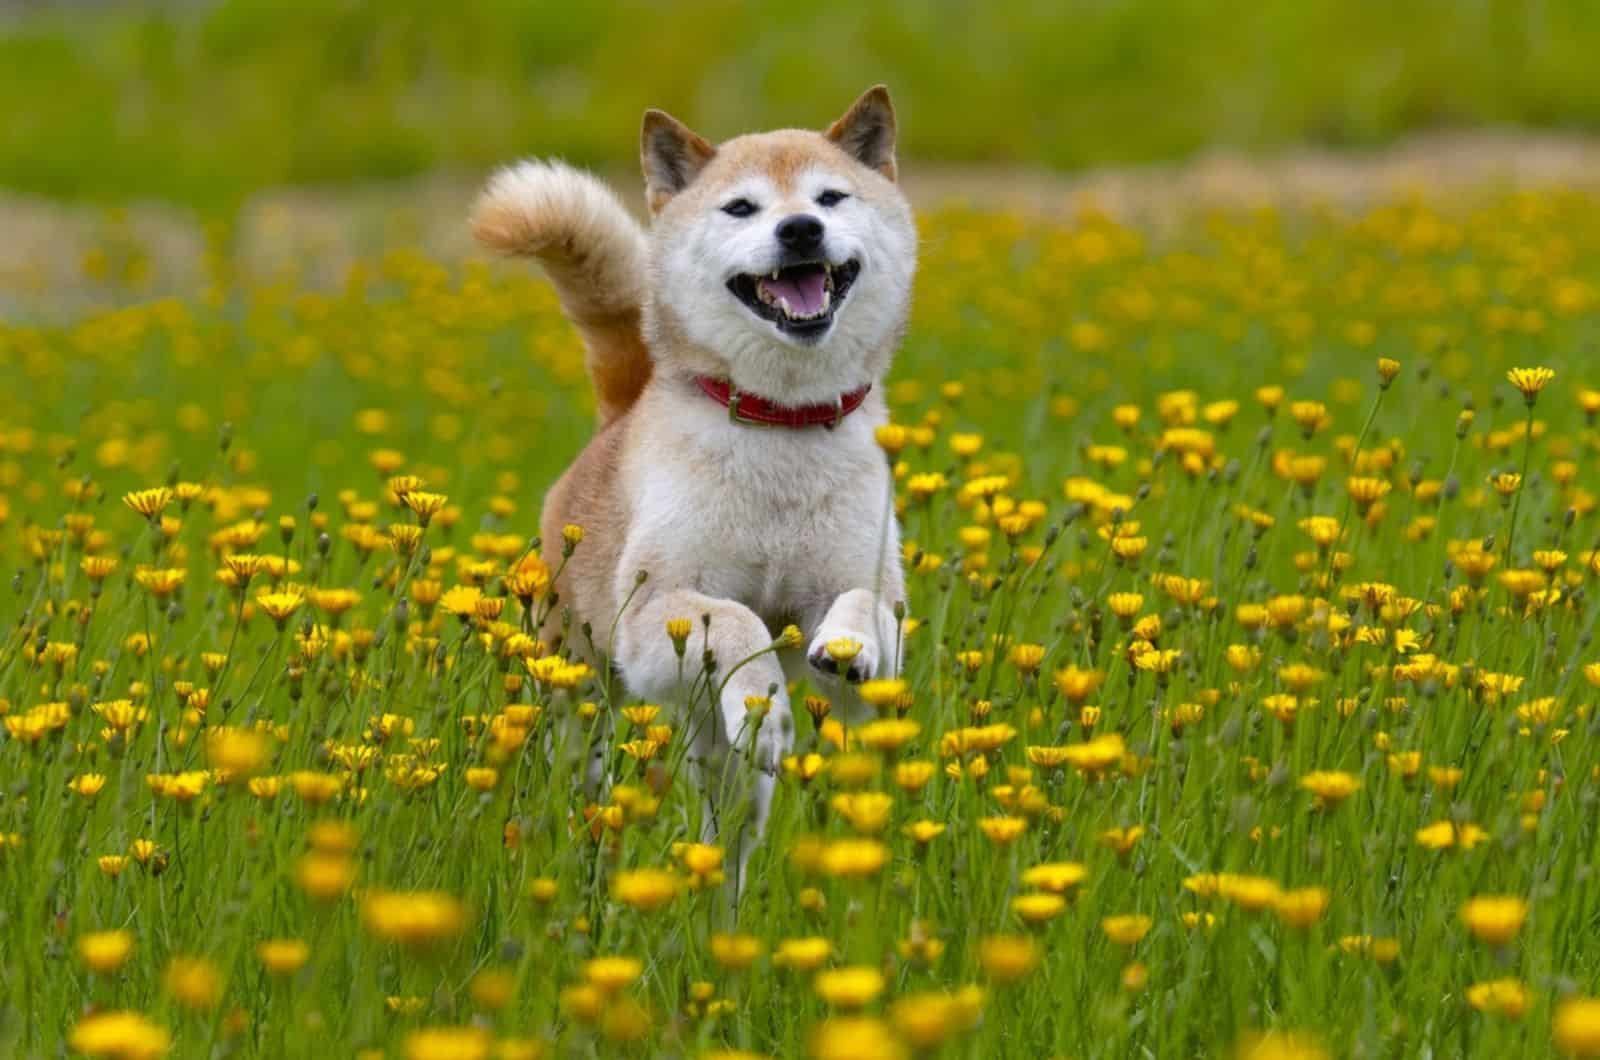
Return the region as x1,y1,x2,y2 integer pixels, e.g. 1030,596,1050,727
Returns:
616,588,793,888
616,588,794,765
806,587,902,684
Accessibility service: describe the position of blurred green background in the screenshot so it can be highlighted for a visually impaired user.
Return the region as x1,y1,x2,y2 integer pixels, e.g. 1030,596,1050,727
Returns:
4,0,1600,209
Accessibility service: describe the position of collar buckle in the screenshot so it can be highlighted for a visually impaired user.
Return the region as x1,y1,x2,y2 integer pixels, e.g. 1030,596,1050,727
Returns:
725,383,768,428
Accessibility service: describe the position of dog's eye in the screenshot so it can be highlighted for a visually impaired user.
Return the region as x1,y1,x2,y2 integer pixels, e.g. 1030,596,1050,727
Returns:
721,198,758,218
815,189,850,208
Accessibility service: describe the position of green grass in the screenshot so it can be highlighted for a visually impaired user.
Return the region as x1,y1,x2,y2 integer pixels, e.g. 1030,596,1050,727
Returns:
6,0,1600,207
4,194,1600,1058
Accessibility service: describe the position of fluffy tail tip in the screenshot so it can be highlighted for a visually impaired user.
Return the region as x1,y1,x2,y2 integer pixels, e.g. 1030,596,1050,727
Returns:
470,159,629,258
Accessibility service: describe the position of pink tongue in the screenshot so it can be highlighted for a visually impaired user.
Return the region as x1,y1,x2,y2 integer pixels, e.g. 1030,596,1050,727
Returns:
760,269,827,316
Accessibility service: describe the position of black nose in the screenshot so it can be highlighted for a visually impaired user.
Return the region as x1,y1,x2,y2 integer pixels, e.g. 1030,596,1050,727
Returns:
776,214,825,254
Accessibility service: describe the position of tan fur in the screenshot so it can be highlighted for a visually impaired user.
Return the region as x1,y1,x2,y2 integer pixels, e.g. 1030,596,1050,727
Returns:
471,161,653,423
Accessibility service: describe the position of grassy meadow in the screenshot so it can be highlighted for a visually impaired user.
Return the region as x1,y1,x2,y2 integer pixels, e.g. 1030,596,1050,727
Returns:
6,189,1600,1060
6,0,1600,205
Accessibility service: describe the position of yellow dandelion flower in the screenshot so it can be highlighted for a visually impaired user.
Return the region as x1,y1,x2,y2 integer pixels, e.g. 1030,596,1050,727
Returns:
1506,366,1555,403
1460,894,1527,945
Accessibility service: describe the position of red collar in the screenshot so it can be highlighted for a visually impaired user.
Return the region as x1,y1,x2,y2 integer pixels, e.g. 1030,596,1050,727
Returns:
695,376,872,429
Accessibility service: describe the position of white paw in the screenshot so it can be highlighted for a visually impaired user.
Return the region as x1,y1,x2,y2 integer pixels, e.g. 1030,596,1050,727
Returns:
806,627,883,685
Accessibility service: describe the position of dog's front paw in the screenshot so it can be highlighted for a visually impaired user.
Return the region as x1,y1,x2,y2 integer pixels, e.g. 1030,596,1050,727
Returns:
807,628,882,684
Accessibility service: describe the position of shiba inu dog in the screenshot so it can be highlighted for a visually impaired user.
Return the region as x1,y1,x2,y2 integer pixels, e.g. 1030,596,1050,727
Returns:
470,86,915,879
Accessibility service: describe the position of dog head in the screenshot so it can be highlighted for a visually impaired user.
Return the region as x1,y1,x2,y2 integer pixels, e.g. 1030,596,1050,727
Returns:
639,86,917,406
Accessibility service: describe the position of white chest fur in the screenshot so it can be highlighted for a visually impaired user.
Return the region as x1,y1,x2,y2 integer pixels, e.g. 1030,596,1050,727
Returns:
617,380,898,625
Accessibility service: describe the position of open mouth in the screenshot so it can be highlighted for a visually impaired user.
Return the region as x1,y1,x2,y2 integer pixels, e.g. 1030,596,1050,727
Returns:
726,259,861,339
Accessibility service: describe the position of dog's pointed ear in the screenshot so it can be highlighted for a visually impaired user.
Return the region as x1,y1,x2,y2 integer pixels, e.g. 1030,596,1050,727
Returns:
641,109,715,213
826,85,897,181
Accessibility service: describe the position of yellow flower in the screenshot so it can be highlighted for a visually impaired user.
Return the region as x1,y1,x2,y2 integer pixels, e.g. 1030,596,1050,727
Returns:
439,584,484,618
819,838,889,878
256,938,311,976
81,554,120,580
255,587,306,627
1460,894,1528,945
891,758,936,792
977,816,1027,845
468,969,515,1011
77,929,135,973
122,487,174,520
709,932,763,970
1217,874,1283,911
1021,861,1087,894
809,1017,905,1060
1007,642,1047,673
403,1026,492,1060
403,490,450,525
874,423,909,454
68,1010,171,1060
1489,471,1523,497
1235,1030,1329,1060
1289,400,1328,436
824,637,862,664
773,936,832,971
857,678,909,711
306,819,359,853
860,719,921,754
1099,825,1145,855
134,567,186,597
813,965,885,1008
830,791,895,834
163,955,223,1009
1465,978,1528,1018
204,726,270,777
1274,887,1330,928
1052,665,1105,703
289,770,345,804
583,955,643,995
1555,997,1600,1057
1336,935,1400,963
361,890,467,946
465,767,499,791
611,868,680,912
1345,475,1391,510
1506,366,1555,403
978,934,1038,983
70,773,108,798
1415,820,1488,850
889,991,970,1051
1101,914,1153,945
1012,892,1067,923
1298,770,1360,806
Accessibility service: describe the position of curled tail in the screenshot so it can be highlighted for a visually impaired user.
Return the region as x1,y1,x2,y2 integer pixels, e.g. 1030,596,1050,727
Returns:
471,160,652,424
